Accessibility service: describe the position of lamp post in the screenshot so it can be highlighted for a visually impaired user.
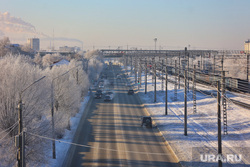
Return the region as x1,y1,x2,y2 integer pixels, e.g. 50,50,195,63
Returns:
50,65,81,159
17,76,46,167
154,38,157,51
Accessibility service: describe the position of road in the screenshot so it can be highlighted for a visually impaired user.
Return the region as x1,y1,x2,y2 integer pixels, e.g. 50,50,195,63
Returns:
63,64,180,167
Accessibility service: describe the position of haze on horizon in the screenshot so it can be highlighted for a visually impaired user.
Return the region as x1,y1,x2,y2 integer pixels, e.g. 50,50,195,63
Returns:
0,0,250,51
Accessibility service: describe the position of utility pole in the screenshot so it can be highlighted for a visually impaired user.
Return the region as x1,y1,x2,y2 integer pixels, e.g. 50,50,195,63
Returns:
51,81,56,159
162,59,164,91
130,56,133,76
185,47,189,92
193,65,196,114
18,98,24,167
50,68,76,159
247,54,249,93
213,53,216,74
201,52,203,71
139,58,142,88
222,71,227,135
187,51,190,92
178,53,181,89
145,57,147,94
217,81,222,167
221,51,224,72
17,76,46,167
135,57,137,84
154,58,157,103
184,70,187,136
165,55,168,115
174,60,177,101
152,57,154,85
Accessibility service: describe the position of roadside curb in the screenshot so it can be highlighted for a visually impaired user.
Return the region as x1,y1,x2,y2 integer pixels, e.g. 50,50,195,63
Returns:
62,95,94,167
135,92,183,167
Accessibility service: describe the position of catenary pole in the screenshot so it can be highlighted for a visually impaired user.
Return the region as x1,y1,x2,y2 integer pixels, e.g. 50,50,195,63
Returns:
184,70,187,136
217,81,222,167
165,54,168,115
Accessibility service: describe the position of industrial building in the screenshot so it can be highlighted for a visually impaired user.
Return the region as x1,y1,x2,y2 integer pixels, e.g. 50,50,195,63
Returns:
27,38,40,51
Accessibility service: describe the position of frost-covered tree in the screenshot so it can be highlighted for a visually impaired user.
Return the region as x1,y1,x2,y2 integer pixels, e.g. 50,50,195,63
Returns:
0,54,51,166
43,59,89,138
0,37,10,57
20,43,32,53
68,59,90,97
84,50,99,59
0,53,91,166
33,53,42,66
42,53,63,67
88,58,103,81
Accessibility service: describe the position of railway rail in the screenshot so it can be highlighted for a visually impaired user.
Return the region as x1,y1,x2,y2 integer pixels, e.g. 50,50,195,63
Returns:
152,69,250,110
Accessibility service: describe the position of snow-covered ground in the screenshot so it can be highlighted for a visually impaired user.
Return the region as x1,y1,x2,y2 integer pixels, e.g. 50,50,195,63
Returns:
46,65,250,167
125,67,250,167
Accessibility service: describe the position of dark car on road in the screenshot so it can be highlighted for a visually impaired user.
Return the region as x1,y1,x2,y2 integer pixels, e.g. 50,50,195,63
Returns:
104,95,112,101
95,93,102,99
141,116,152,128
96,90,102,95
128,89,134,95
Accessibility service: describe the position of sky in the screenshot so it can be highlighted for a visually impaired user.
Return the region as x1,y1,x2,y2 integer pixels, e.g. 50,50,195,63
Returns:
0,0,250,50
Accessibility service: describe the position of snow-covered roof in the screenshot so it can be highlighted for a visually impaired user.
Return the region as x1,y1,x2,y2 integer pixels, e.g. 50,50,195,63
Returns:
52,59,70,66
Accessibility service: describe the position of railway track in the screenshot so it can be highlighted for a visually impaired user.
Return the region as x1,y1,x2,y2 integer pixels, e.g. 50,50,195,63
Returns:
229,99,250,109
152,69,250,110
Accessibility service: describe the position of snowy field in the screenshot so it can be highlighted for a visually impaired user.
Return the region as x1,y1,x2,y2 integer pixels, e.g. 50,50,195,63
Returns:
124,66,250,167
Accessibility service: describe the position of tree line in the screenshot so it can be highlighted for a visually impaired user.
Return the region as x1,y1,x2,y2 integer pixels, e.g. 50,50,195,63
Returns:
0,37,103,166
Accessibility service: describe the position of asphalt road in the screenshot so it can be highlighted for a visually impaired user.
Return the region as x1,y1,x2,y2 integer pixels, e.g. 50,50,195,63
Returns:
63,65,180,167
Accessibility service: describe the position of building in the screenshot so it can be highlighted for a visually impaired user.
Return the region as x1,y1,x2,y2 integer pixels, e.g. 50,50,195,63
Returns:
59,46,74,52
27,38,40,51
59,46,81,52
244,39,250,54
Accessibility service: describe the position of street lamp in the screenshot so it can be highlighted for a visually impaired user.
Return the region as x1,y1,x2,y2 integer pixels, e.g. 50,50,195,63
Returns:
17,76,46,167
50,65,81,159
154,38,157,50
51,71,69,159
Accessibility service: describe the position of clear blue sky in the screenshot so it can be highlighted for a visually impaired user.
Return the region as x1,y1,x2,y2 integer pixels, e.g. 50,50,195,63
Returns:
1,0,250,50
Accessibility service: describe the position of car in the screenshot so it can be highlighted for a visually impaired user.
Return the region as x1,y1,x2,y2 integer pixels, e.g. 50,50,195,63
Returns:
96,90,102,94
95,93,102,99
141,116,152,128
128,89,134,95
116,75,121,79
106,91,113,95
104,95,112,101
99,84,104,88
106,92,114,99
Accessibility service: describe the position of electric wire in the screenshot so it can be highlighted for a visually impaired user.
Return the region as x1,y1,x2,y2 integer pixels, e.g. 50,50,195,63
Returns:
0,122,18,142
26,132,174,156
0,121,18,136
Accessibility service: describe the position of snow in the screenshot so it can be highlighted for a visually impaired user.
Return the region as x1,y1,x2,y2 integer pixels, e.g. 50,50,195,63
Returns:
47,66,250,167
52,59,70,66
48,95,90,167
125,67,250,167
